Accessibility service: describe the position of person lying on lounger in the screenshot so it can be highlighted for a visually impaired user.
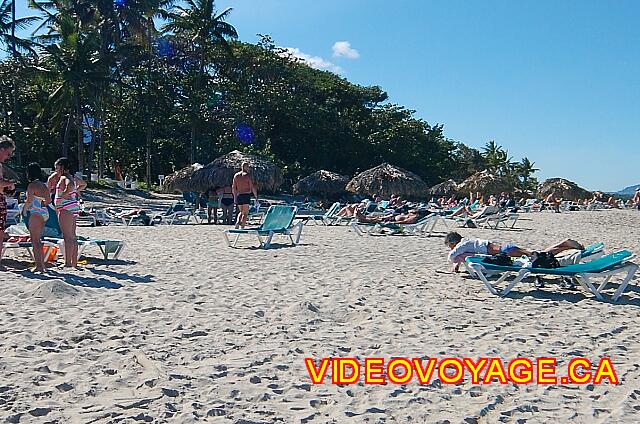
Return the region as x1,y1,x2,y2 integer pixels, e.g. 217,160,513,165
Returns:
336,202,366,217
354,209,421,225
444,231,584,272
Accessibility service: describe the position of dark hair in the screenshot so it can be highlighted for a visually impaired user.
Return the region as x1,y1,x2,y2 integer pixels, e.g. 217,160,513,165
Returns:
0,135,15,150
444,231,462,246
26,162,43,182
54,157,71,173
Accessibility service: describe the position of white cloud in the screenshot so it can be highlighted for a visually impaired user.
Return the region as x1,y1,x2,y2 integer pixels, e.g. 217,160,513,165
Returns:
332,41,360,59
281,47,344,74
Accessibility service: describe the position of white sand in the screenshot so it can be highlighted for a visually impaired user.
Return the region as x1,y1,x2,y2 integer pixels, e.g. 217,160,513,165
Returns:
1,209,640,423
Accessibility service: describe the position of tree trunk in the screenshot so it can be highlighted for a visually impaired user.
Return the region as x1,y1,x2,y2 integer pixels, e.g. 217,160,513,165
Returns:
145,25,153,187
190,117,197,164
87,118,97,176
75,88,85,174
63,114,71,157
190,47,206,165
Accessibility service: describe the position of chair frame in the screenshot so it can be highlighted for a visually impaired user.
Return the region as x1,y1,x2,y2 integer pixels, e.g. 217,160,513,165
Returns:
223,206,303,249
466,254,637,302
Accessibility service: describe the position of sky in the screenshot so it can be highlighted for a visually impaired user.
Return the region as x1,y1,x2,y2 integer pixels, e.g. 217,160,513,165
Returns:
12,0,640,192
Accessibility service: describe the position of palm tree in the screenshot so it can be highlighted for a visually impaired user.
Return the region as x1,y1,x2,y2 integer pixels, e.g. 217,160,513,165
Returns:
0,0,38,55
31,6,106,172
481,140,505,174
30,0,170,178
164,0,237,164
516,157,538,190
1,0,38,150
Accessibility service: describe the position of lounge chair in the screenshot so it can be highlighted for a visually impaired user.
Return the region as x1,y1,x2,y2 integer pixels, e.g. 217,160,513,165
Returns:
463,242,606,277
0,233,57,263
299,202,341,225
447,205,499,228
351,213,448,237
151,202,194,225
223,205,303,249
5,198,21,226
465,250,637,301
24,207,125,261
481,211,520,229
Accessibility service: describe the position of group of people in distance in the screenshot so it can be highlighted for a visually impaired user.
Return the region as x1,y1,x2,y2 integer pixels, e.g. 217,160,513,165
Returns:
334,191,517,226
0,136,86,273
205,161,259,228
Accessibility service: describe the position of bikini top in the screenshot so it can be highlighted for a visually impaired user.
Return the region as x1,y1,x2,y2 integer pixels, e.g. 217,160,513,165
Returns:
55,178,78,202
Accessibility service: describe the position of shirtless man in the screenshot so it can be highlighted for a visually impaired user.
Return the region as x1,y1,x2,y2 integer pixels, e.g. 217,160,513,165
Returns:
0,136,16,270
232,162,258,229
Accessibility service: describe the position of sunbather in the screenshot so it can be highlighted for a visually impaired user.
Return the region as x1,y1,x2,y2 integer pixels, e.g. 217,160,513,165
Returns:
444,231,585,272
336,202,365,217
355,209,421,225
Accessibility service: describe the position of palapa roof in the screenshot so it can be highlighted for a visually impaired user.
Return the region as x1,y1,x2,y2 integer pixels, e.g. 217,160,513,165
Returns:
162,163,204,193
429,179,458,197
345,163,429,198
537,178,591,201
457,171,514,196
293,170,349,196
190,150,283,192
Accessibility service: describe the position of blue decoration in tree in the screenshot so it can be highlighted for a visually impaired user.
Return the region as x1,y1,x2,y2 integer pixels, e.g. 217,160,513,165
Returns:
114,0,126,7
157,38,174,58
235,124,255,145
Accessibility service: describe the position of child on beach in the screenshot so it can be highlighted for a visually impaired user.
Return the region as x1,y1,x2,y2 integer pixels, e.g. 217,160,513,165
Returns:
23,163,50,272
444,231,584,272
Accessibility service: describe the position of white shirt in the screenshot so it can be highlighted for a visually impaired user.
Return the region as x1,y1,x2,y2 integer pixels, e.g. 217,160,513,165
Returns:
448,238,490,263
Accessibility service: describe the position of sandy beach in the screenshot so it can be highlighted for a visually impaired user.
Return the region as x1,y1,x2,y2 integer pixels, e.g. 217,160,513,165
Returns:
1,208,640,423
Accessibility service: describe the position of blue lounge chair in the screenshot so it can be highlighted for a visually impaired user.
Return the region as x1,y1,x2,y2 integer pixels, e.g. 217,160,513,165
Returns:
223,205,303,249
466,250,637,301
462,242,605,277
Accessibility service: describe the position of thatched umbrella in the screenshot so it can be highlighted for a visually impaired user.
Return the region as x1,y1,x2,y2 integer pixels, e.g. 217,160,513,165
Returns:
537,178,591,201
345,163,429,198
429,179,458,197
162,163,204,193
457,171,514,196
191,150,283,192
293,170,349,196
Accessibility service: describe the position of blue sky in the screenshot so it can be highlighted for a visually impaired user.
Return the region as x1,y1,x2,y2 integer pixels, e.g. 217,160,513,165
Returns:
13,0,640,191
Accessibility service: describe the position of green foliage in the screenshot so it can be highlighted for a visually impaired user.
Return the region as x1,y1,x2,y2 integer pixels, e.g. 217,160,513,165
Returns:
0,1,539,194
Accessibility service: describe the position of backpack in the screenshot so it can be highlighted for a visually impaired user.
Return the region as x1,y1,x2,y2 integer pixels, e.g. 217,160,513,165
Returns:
482,253,513,266
463,219,477,228
531,251,560,269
